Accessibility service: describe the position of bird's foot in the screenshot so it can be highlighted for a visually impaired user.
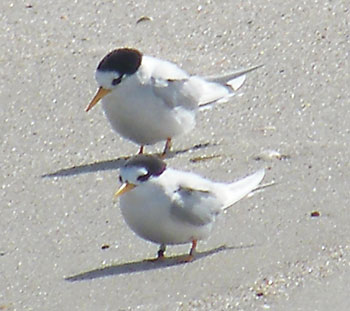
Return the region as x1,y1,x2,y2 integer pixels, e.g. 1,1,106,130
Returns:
145,246,166,262
178,254,194,263
178,240,197,263
146,256,165,263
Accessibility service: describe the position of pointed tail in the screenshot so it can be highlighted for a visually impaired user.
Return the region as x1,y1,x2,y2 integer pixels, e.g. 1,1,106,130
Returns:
198,64,264,109
221,169,265,210
206,64,264,89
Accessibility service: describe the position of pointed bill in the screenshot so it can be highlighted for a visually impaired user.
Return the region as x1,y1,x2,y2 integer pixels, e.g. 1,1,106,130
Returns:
86,87,111,112
114,183,136,198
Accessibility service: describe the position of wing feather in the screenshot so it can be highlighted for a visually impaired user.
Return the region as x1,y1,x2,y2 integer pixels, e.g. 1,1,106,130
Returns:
170,186,221,226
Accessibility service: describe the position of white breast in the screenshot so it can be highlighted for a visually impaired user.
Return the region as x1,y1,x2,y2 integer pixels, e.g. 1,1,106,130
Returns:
103,80,196,145
101,57,197,145
119,179,213,245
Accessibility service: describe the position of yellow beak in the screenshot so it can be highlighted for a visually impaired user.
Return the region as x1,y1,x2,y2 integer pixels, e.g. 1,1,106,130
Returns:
85,87,111,112
114,183,136,198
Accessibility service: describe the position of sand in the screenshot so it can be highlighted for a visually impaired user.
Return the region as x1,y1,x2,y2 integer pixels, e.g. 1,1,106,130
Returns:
1,0,350,310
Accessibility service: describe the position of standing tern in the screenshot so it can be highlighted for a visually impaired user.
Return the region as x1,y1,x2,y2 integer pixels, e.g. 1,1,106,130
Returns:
114,155,265,261
86,48,261,155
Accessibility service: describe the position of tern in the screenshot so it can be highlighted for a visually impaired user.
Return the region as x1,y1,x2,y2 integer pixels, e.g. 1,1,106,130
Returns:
86,48,261,154
114,155,265,261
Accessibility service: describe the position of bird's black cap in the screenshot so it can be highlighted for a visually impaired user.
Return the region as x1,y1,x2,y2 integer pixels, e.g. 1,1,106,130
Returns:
124,155,167,179
97,48,142,75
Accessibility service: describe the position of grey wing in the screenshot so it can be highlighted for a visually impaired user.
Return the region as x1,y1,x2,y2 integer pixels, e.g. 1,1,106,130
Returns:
170,186,222,226
142,55,199,111
151,77,200,111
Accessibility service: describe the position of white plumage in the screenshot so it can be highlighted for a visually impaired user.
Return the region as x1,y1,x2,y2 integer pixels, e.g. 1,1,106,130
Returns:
87,48,261,154
114,155,265,261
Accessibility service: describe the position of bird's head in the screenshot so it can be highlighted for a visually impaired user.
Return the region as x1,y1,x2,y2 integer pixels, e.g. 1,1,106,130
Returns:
85,48,142,112
114,155,167,198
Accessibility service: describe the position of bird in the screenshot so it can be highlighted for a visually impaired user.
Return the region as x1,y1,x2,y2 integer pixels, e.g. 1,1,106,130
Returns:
86,48,261,155
114,154,265,262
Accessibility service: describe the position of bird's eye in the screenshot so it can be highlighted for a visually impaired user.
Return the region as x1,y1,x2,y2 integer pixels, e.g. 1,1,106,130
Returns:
137,173,150,182
112,76,123,86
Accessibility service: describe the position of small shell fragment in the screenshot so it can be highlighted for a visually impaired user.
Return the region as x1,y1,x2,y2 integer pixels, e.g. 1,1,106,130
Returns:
189,154,221,163
136,16,153,24
101,244,110,250
254,150,290,161
310,211,320,217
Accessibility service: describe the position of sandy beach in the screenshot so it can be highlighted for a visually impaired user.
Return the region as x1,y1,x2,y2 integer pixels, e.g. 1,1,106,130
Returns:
1,0,350,310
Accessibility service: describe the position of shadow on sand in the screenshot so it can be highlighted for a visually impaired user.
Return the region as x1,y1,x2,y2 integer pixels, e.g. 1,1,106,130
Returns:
42,143,214,178
65,244,253,281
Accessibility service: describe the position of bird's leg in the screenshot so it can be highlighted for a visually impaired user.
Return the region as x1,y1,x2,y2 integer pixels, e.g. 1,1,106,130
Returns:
146,244,166,262
189,239,197,257
161,138,172,157
157,244,166,259
138,145,144,154
180,239,197,263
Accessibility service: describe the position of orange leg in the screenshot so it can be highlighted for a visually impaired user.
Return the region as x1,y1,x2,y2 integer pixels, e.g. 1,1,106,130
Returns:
189,239,197,257
161,138,172,157
180,240,197,263
138,145,144,154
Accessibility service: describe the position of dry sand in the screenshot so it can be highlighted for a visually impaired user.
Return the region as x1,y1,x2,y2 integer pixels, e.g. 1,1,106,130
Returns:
1,0,350,310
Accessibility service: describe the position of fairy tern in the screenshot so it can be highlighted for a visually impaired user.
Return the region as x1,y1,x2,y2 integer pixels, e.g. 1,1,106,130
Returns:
86,48,261,154
114,155,265,261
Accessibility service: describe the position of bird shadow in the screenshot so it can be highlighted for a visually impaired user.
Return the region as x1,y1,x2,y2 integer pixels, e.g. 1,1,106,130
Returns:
42,142,214,178
65,244,253,282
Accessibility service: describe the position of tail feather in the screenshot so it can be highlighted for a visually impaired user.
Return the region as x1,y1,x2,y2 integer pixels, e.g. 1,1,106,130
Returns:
206,64,264,86
221,169,265,209
198,64,263,109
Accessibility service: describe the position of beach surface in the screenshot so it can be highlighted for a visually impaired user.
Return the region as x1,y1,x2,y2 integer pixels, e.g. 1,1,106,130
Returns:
1,0,350,310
